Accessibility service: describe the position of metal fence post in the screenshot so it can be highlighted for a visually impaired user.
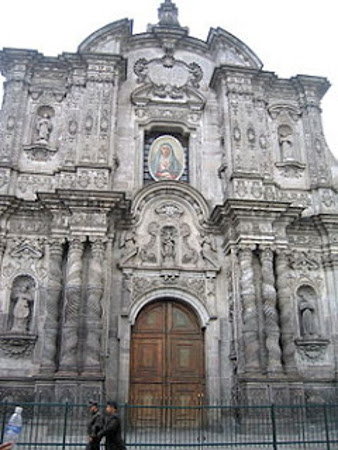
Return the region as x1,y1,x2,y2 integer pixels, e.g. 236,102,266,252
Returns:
123,403,128,446
323,404,330,450
270,403,278,450
0,401,8,443
62,402,69,450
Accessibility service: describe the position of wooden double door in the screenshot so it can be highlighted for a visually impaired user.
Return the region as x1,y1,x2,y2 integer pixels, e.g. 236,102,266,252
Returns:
129,300,205,426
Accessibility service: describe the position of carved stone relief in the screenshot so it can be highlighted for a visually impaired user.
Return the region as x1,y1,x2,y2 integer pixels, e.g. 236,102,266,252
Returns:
132,53,205,110
120,205,219,270
2,238,47,284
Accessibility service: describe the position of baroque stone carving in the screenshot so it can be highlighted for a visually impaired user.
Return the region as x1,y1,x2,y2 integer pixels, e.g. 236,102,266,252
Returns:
0,335,37,358
41,239,64,371
59,239,85,371
0,275,37,358
260,247,282,373
24,105,57,161
132,273,207,303
275,250,297,373
161,225,177,265
8,276,35,334
295,338,329,361
83,239,105,371
132,54,205,109
238,246,260,372
289,250,320,272
297,285,319,339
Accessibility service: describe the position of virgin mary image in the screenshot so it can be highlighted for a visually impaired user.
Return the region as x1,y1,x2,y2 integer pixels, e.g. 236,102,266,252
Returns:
149,137,184,181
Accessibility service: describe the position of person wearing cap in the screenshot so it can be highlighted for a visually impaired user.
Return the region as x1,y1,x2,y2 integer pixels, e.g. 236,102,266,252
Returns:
97,401,126,450
86,401,103,450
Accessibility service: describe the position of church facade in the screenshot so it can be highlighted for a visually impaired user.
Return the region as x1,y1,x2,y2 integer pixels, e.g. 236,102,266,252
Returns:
0,0,338,408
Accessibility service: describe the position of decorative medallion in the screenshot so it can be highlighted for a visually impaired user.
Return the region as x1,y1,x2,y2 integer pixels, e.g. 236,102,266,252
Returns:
148,135,185,181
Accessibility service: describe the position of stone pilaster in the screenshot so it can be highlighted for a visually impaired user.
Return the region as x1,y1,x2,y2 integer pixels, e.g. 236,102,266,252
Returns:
59,238,85,373
41,239,64,372
276,249,297,374
238,246,260,373
260,247,282,374
82,238,105,373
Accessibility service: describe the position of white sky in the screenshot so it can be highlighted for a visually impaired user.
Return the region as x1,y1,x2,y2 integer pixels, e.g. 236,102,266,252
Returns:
0,0,336,158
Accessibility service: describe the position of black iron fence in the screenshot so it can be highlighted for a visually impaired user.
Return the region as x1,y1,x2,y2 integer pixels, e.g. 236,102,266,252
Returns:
1,401,338,449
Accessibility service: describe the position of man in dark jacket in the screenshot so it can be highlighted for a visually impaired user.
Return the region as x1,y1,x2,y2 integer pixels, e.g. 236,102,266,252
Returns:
86,401,103,450
98,401,126,450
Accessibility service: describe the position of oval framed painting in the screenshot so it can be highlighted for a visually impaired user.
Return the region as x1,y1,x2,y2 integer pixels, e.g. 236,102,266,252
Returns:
148,135,185,181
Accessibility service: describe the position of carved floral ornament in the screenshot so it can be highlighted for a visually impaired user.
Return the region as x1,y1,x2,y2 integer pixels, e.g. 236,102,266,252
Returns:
131,54,206,109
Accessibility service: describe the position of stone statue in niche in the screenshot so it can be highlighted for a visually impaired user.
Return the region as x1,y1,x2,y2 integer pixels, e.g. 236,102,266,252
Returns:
161,225,177,265
8,276,35,334
298,287,318,338
278,124,295,161
36,106,54,143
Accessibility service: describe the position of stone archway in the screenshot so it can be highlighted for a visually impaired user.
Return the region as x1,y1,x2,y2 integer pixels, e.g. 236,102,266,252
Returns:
129,298,205,426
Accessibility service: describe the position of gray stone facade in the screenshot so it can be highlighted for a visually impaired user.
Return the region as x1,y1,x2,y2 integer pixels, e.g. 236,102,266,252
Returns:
0,0,337,406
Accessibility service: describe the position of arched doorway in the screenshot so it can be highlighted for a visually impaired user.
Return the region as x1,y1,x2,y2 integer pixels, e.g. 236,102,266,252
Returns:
129,299,205,426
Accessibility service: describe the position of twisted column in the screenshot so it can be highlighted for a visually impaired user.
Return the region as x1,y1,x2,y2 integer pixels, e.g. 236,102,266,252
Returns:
260,247,282,374
0,239,6,273
59,238,84,372
41,239,64,372
276,249,297,374
238,246,260,373
83,239,105,372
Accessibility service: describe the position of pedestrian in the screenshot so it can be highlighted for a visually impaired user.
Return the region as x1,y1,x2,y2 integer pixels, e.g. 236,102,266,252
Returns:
86,400,103,450
97,401,126,450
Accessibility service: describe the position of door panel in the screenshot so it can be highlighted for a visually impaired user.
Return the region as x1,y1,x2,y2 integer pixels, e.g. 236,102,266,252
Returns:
129,383,165,426
130,300,205,426
131,337,164,381
169,338,203,379
170,383,203,427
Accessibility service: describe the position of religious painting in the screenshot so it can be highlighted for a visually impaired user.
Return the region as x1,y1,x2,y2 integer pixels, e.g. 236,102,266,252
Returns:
148,135,185,181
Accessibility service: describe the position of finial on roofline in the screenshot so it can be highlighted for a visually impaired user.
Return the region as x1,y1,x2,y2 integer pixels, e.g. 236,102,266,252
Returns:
158,0,180,27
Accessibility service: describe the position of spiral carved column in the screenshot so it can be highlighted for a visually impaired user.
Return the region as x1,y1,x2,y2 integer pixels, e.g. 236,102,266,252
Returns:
276,249,297,374
41,239,64,372
238,246,260,373
260,247,282,374
83,239,105,373
59,238,84,372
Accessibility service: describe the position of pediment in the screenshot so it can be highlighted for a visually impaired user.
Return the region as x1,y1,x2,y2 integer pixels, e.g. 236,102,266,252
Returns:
78,19,133,54
11,242,44,260
207,27,262,69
